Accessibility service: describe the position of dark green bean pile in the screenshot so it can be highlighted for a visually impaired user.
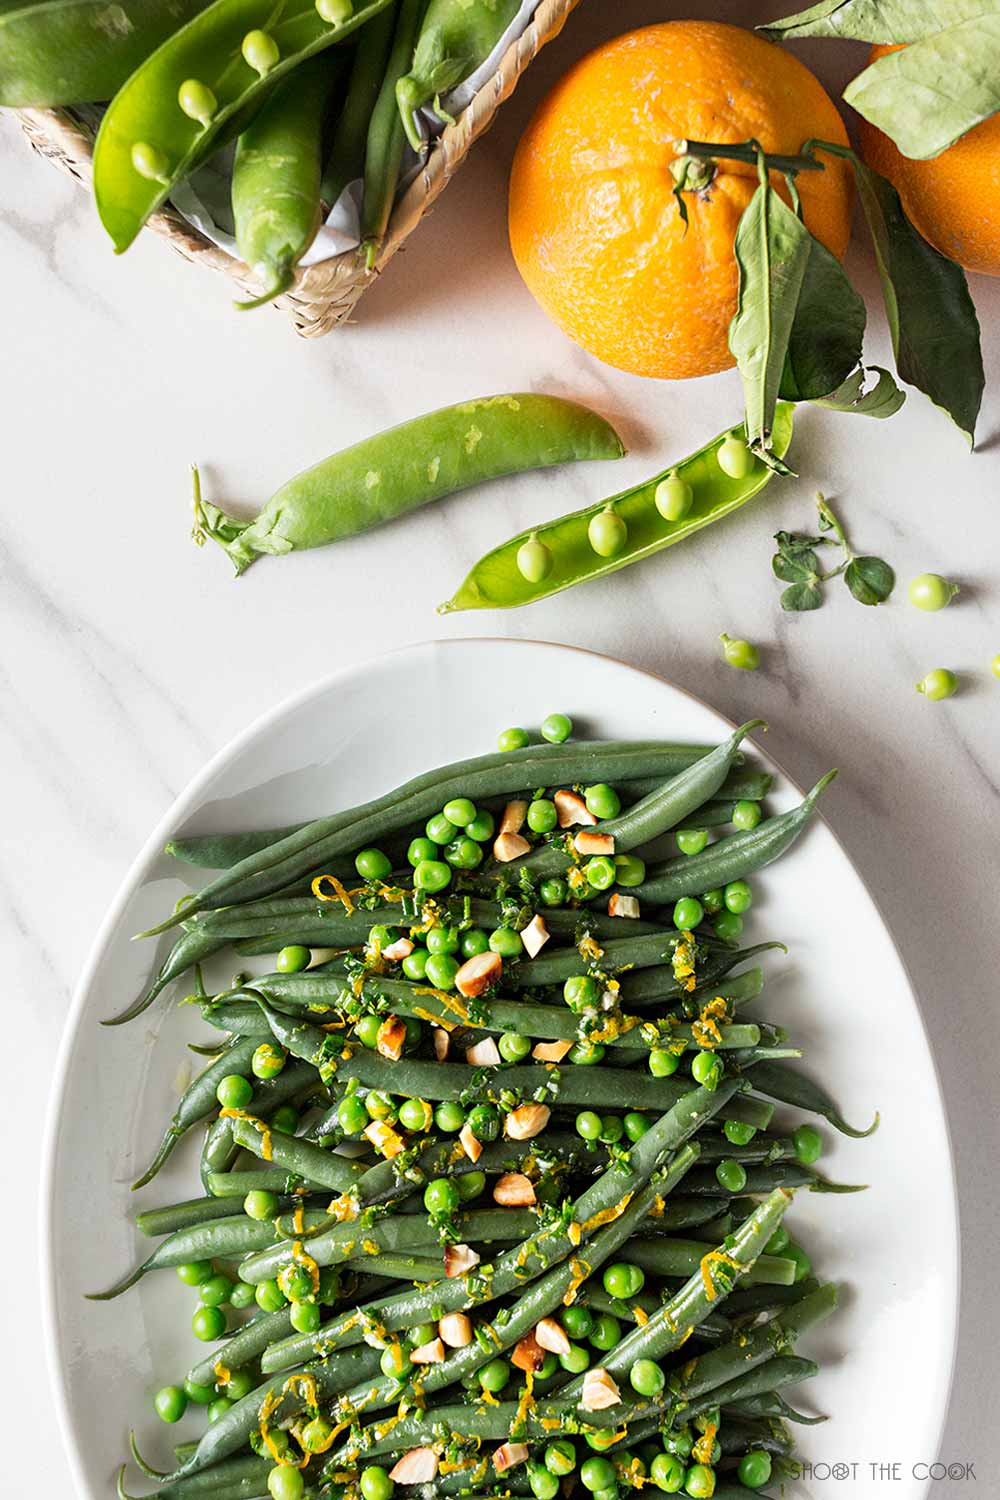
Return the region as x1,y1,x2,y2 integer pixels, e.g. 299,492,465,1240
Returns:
105,718,875,1500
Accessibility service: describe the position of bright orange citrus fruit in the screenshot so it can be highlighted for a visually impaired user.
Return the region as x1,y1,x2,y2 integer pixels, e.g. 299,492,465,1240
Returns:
508,20,853,380
860,44,1000,277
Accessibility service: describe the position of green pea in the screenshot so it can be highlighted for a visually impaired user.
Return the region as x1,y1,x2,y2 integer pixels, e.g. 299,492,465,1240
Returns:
226,1370,254,1401
541,712,573,743
467,809,495,842
255,1279,287,1313
130,141,169,183
793,1123,823,1165
784,1241,812,1282
724,879,752,915
241,28,279,75
723,1119,756,1146
275,944,310,973
582,855,614,891
649,1047,680,1077
479,1357,511,1392
216,1074,252,1110
425,925,458,955
629,1358,665,1396
717,432,754,478
424,1177,460,1216
252,1042,286,1080
603,1262,643,1298
489,927,523,957
498,727,530,752
434,1100,465,1133
676,828,708,856
400,947,429,981
154,1385,187,1423
564,974,601,1012
192,1305,226,1341
540,877,568,906
731,799,762,831
691,1051,723,1089
413,859,451,893
268,1465,304,1500
719,632,760,671
610,853,643,888
715,1158,748,1193
398,1097,433,1133
316,0,353,21
302,1415,334,1453
366,1091,396,1122
527,1461,559,1500
176,1260,213,1286
683,1464,716,1498
177,78,217,127
354,1014,381,1050
527,798,558,834
360,1467,395,1500
908,573,959,611
467,1103,501,1143
445,835,483,869
426,811,456,844
380,1342,413,1378
588,506,628,558
407,836,437,866
589,1312,621,1351
673,896,704,930
738,1451,772,1489
517,535,554,583
424,952,459,989
581,1457,616,1492
208,1396,232,1423
457,1170,486,1201
183,1377,215,1407
499,1030,531,1062
545,1438,577,1476
561,1305,593,1341
560,1342,592,1373
336,1095,368,1136
655,470,694,522
291,1300,321,1333
713,910,743,943
916,668,958,700
198,1273,234,1308
624,1111,651,1142
765,1225,789,1255
355,847,392,880
650,1453,685,1492
701,888,724,914
229,1280,256,1310
568,1040,605,1066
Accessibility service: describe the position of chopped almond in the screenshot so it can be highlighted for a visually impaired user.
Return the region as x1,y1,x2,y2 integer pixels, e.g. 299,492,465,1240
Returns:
534,1316,571,1356
500,800,529,835
574,831,615,856
493,1172,536,1207
520,913,550,958
439,1312,473,1348
444,1243,481,1278
511,1331,545,1373
532,1038,573,1063
376,1014,407,1061
554,789,597,828
389,1448,439,1484
459,1121,483,1163
493,831,531,862
382,938,414,961
494,1443,530,1474
363,1119,405,1158
608,893,640,920
410,1337,445,1365
582,1367,622,1411
504,1103,551,1141
456,950,502,998
465,1036,501,1067
432,1027,450,1061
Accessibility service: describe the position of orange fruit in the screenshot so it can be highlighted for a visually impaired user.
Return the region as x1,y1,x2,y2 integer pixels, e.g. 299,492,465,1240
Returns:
508,20,853,381
859,44,1000,277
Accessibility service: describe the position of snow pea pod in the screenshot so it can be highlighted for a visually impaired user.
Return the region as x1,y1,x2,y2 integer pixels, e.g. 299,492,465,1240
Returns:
232,52,344,309
192,393,625,575
0,0,210,106
439,406,794,612
93,0,394,254
361,0,426,267
321,0,398,208
396,0,521,153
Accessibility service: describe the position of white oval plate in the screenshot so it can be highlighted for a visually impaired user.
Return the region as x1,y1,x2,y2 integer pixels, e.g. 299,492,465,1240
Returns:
44,639,958,1499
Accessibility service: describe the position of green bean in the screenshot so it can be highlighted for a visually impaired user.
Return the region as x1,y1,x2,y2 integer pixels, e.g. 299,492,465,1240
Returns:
194,395,624,575
627,1238,796,1286
664,1162,863,1197
634,773,837,905
206,1168,325,1196
726,1391,827,1424
0,0,210,106
682,1355,819,1424
717,1417,795,1457
361,0,427,268
166,824,307,868
690,1135,796,1166
512,930,701,988
583,1286,733,1345
723,1278,821,1321
93,0,395,254
395,0,521,152
138,742,718,935
620,944,783,1006
511,721,764,879
197,1058,324,1191
232,53,344,309
136,1196,250,1237
748,1060,879,1137
440,410,794,612
131,1035,259,1189
187,1308,293,1388
321,0,398,207
87,1215,280,1300
229,1115,367,1194
116,1448,272,1500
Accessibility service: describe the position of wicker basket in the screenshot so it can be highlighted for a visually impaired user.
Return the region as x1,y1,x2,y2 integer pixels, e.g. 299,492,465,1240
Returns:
17,0,581,337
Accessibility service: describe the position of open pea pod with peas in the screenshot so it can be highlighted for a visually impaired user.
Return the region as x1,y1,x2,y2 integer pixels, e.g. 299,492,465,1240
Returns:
439,404,794,613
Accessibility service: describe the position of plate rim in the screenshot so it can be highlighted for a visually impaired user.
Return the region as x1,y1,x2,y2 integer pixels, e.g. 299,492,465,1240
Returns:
40,636,960,1499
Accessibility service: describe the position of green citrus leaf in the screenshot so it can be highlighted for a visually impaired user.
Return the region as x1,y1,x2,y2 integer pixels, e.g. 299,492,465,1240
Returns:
781,581,825,611
845,556,896,604
760,0,1000,44
811,365,906,418
844,15,1000,158
779,231,867,401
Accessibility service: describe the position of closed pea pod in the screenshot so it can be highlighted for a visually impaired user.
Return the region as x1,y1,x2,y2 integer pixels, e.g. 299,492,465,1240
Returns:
395,0,521,152
192,394,624,574
440,407,793,611
232,53,345,309
92,0,396,254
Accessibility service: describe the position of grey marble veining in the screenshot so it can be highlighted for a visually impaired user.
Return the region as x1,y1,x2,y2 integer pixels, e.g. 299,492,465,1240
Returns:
2,0,999,1491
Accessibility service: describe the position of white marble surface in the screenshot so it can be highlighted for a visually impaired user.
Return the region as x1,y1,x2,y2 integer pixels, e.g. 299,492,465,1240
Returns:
2,1,998,1493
